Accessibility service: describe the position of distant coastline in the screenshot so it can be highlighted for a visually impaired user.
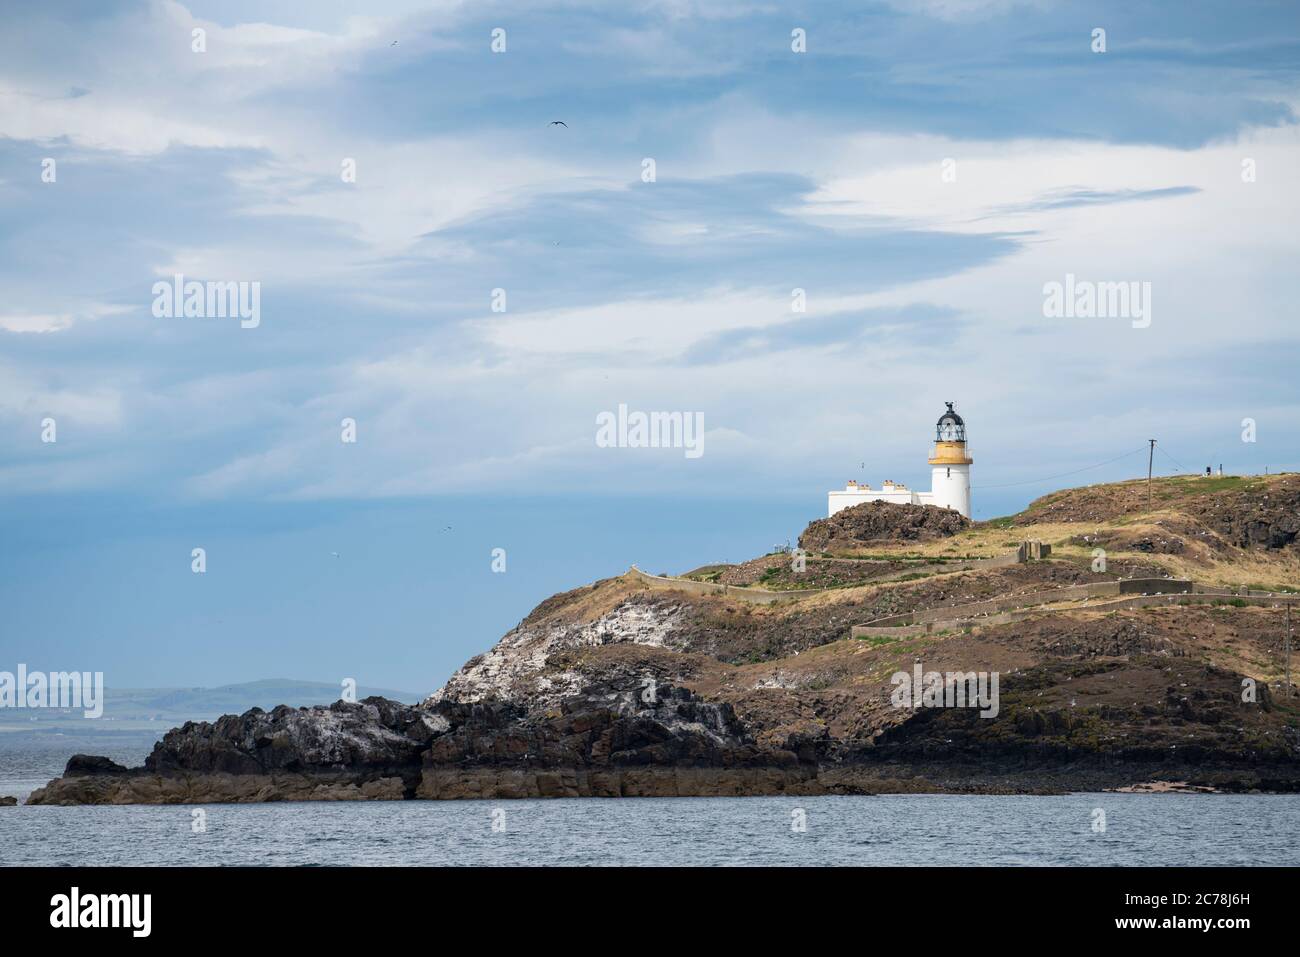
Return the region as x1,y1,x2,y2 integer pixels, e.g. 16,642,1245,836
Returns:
0,678,421,734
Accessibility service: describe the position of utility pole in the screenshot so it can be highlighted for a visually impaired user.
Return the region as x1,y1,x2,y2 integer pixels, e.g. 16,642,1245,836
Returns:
1287,603,1293,696
1147,439,1156,510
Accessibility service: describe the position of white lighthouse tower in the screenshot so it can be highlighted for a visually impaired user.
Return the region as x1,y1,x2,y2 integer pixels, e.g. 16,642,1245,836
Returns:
927,402,972,518
826,402,974,519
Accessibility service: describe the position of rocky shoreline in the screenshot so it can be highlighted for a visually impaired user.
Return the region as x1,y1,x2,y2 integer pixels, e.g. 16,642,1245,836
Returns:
26,478,1300,806
26,689,1300,804
26,689,822,805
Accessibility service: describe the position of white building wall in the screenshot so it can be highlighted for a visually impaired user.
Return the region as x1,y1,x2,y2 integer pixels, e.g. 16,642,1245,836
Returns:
827,488,918,517
827,467,971,519
928,464,971,518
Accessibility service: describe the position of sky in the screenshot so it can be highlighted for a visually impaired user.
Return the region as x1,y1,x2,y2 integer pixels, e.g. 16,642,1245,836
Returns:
1,0,1298,692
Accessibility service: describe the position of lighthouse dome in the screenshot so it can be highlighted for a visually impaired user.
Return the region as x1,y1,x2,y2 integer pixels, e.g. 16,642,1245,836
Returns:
935,402,966,443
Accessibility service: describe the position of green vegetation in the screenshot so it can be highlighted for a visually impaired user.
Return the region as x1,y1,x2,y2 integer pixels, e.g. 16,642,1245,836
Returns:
1172,475,1252,496
681,566,725,583
754,566,833,591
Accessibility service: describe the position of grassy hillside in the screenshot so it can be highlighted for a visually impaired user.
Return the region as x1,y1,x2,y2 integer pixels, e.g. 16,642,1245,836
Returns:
777,473,1300,590
434,472,1300,791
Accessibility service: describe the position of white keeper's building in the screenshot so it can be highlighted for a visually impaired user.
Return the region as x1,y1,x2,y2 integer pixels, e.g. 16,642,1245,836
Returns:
827,402,973,519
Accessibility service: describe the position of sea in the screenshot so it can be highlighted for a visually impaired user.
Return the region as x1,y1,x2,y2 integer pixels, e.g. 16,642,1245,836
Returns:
2,735,1297,867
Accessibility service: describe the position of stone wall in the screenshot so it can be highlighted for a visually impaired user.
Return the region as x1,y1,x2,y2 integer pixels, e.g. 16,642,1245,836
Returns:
850,585,1299,640
627,541,1046,607
1118,578,1193,595
627,566,803,604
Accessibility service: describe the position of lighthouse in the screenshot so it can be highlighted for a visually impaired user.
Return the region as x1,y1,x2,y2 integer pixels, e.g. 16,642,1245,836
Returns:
826,402,974,519
927,402,973,518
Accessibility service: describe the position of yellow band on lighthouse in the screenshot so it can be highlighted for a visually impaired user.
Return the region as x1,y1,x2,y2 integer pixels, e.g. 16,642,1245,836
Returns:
928,441,973,466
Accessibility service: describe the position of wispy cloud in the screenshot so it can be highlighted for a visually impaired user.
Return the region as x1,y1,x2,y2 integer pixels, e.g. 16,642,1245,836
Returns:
0,0,1295,504
989,185,1201,216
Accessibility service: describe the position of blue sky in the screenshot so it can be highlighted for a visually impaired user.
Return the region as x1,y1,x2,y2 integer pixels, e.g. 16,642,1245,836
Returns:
1,0,1298,692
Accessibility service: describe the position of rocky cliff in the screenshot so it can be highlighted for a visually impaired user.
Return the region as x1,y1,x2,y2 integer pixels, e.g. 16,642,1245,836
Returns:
27,474,1300,804
799,500,969,553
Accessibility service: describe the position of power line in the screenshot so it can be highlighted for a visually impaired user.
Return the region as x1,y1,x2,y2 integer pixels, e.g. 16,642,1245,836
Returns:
1147,439,1156,510
1156,445,1188,472
973,446,1149,490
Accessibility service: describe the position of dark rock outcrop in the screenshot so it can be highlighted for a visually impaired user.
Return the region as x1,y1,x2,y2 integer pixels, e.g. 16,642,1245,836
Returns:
65,755,131,775
799,500,969,553
27,686,818,804
1184,479,1300,550
144,697,438,777
28,698,441,805
419,682,814,799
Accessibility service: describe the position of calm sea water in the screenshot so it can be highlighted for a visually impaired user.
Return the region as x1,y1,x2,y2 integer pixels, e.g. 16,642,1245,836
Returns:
2,737,1297,866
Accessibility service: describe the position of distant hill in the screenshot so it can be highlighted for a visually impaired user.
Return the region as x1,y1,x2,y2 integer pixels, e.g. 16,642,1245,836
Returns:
0,678,422,731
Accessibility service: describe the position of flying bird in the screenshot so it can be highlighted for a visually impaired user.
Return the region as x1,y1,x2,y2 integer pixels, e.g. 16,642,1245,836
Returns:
548,120,567,127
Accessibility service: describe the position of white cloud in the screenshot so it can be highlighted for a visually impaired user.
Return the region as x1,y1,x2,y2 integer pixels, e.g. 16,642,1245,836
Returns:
233,141,588,259
479,288,795,359
0,1,455,155
882,0,1056,21
1,1,1295,503
0,362,125,429
0,303,131,335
